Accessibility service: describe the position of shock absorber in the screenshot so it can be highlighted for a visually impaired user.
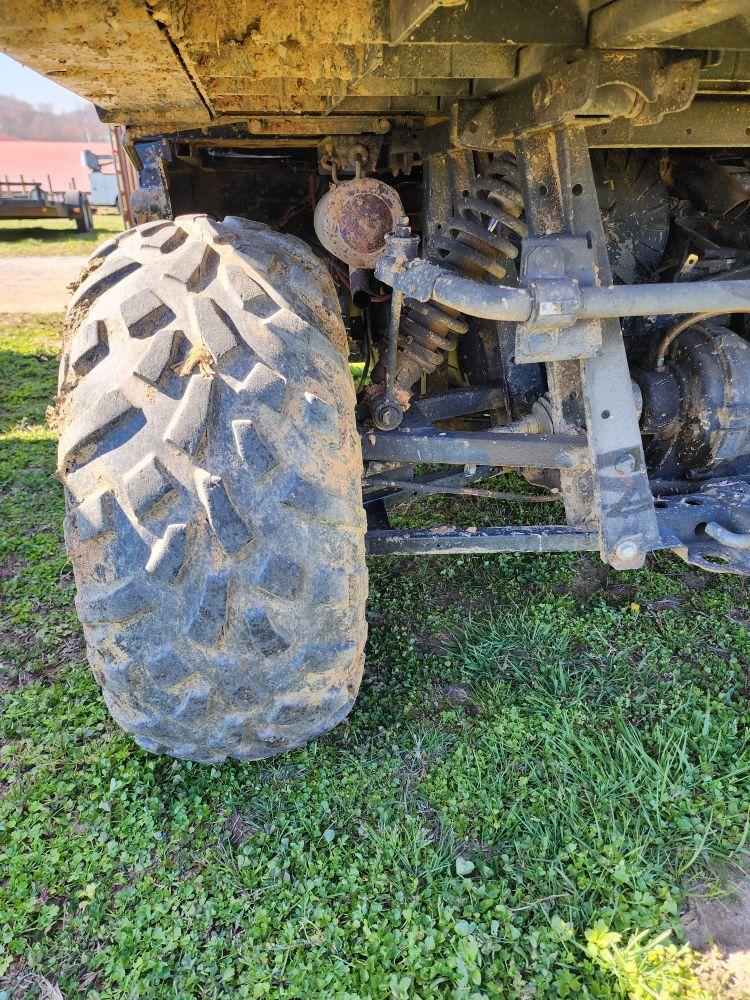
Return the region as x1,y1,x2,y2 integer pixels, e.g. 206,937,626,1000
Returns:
387,152,528,406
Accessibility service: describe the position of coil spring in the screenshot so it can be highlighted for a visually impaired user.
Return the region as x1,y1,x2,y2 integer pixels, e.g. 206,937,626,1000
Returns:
392,153,528,397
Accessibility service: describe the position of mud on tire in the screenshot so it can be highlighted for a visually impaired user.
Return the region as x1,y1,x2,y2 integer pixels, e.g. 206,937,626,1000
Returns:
56,214,368,762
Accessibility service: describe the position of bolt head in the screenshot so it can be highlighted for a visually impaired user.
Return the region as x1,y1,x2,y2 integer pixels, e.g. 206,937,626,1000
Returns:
373,400,403,431
614,453,637,474
527,331,557,355
614,539,640,563
394,216,412,238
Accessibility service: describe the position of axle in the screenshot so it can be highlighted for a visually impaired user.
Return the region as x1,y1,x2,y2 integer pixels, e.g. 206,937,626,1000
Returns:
375,251,750,327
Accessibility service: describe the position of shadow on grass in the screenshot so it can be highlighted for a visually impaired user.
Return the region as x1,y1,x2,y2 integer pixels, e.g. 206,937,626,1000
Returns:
0,215,123,256
0,223,91,243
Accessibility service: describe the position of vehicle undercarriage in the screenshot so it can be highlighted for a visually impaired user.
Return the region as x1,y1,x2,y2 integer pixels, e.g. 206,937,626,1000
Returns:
118,44,750,576
5,0,750,758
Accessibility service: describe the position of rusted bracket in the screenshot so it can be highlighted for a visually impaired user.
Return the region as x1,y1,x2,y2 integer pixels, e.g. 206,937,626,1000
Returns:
451,50,701,149
318,136,384,176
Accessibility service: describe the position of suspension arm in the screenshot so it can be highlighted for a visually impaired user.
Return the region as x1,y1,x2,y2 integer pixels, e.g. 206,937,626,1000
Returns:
374,254,750,325
360,426,589,469
374,256,534,321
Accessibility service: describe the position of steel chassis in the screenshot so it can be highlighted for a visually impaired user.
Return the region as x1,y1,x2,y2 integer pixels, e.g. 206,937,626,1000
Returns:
123,47,750,575
363,51,750,574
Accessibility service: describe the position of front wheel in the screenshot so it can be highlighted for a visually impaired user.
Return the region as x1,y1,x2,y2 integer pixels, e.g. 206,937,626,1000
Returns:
56,214,368,762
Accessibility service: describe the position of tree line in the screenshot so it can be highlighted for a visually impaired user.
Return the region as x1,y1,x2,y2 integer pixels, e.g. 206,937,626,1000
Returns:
0,94,109,141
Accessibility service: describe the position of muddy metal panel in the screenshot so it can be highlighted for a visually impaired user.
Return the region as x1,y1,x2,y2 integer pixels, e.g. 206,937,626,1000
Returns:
0,0,209,125
2,0,750,130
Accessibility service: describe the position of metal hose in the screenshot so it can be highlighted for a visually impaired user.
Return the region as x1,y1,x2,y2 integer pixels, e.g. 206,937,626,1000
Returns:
653,312,723,368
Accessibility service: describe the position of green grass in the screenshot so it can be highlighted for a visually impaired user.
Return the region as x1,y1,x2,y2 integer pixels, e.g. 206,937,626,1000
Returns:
0,214,123,257
2,314,750,997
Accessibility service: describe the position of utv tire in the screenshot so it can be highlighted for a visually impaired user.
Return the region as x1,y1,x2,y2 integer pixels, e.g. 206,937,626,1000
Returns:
57,215,368,762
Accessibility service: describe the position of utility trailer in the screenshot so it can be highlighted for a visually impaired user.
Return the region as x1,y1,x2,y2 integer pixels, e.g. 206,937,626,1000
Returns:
3,0,750,762
0,178,93,231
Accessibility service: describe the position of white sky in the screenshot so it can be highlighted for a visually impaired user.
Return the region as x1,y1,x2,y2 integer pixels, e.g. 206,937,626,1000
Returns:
0,52,87,112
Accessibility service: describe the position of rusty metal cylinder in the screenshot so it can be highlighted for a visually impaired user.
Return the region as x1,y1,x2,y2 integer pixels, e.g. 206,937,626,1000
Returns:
348,266,372,308
313,176,405,269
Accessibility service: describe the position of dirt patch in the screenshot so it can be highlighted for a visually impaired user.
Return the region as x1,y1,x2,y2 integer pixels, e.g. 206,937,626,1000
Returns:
646,597,684,612
0,256,88,313
412,629,452,655
0,963,64,999
443,682,481,716
224,812,259,848
558,554,610,600
683,568,713,591
0,554,26,582
683,874,750,997
430,679,481,717
0,623,81,694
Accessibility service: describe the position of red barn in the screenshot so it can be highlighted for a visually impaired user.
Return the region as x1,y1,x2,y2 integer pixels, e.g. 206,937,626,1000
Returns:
0,138,112,193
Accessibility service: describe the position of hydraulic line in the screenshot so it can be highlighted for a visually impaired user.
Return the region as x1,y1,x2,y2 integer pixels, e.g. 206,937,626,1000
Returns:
654,312,723,368
392,153,528,398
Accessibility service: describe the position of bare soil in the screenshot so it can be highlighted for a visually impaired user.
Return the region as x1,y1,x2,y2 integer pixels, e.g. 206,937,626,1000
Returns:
0,255,88,313
684,874,750,997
